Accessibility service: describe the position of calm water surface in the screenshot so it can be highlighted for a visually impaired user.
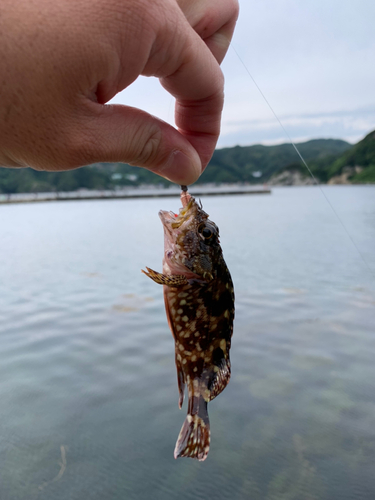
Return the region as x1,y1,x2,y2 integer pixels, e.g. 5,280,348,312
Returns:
0,186,375,500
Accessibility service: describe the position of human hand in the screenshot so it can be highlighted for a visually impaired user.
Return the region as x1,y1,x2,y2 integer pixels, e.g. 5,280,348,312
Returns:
0,0,238,185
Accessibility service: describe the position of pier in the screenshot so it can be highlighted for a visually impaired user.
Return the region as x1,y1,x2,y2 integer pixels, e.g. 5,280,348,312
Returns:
0,185,271,205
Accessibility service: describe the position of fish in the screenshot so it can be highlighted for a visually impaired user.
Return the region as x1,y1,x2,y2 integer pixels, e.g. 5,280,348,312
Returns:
142,188,234,461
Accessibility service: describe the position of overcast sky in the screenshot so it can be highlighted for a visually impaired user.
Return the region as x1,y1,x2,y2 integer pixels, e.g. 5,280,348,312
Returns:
110,0,375,148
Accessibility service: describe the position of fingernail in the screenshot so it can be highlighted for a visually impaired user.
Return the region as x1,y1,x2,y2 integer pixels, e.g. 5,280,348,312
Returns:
161,149,202,185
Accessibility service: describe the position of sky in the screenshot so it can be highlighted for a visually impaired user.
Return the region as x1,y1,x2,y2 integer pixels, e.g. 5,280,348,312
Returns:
110,0,375,148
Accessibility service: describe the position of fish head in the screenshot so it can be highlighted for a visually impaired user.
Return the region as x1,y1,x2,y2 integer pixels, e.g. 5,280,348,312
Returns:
159,196,221,281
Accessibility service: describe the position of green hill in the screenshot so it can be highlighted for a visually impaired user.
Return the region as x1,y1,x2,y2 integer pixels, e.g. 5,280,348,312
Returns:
237,130,375,185
281,129,375,184
198,138,351,184
327,130,375,183
1,131,375,194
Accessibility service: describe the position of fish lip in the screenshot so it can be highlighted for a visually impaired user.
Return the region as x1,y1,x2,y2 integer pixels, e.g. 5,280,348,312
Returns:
159,210,177,266
158,210,175,240
159,209,175,225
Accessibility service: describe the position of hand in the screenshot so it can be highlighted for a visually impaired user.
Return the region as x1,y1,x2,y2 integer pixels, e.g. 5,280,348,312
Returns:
0,0,238,185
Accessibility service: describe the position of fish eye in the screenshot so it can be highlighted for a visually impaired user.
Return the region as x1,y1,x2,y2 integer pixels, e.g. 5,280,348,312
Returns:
199,223,215,240
202,228,213,239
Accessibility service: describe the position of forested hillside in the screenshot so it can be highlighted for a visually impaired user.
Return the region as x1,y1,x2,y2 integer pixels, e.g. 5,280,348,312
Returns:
326,130,375,183
199,139,350,184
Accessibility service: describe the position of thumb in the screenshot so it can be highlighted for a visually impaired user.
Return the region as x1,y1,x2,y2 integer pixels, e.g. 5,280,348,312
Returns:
75,103,202,186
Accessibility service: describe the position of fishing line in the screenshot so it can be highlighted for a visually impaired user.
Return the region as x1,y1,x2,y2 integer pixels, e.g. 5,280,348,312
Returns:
231,43,375,281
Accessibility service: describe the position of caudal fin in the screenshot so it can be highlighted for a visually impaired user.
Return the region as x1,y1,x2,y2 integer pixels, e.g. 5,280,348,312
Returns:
174,396,210,461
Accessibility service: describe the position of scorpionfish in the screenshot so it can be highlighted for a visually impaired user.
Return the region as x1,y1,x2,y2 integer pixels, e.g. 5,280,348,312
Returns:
143,189,235,461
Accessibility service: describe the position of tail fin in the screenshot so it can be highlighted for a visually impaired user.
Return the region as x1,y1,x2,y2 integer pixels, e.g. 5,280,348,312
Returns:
174,395,210,461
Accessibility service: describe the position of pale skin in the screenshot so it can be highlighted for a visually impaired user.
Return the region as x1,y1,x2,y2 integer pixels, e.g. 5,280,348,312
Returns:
0,0,239,185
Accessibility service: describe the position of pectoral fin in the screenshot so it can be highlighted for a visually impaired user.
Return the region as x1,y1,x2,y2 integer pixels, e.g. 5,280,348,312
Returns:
142,267,188,286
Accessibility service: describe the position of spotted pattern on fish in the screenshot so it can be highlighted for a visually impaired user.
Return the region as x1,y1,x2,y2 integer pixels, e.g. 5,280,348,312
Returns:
142,190,234,461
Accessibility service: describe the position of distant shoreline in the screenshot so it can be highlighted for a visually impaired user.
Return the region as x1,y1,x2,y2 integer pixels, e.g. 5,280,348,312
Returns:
0,185,271,205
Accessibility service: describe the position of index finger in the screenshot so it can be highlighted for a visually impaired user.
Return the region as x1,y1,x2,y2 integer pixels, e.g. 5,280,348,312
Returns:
156,18,225,171
178,0,239,64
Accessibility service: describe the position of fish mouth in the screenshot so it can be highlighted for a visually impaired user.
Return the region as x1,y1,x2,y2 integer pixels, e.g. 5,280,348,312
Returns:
158,209,176,228
158,208,192,249
158,210,177,247
159,199,198,277
158,197,196,240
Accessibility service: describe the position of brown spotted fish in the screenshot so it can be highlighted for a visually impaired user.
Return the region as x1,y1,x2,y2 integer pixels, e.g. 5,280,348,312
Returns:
142,188,234,461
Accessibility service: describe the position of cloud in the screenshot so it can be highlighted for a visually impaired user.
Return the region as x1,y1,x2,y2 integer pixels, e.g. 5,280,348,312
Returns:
218,105,375,147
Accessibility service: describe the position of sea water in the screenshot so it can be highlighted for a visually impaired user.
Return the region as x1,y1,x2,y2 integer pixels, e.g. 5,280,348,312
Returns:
0,186,374,500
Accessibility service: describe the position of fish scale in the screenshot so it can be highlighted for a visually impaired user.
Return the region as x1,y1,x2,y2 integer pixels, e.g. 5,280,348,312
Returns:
142,187,234,461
